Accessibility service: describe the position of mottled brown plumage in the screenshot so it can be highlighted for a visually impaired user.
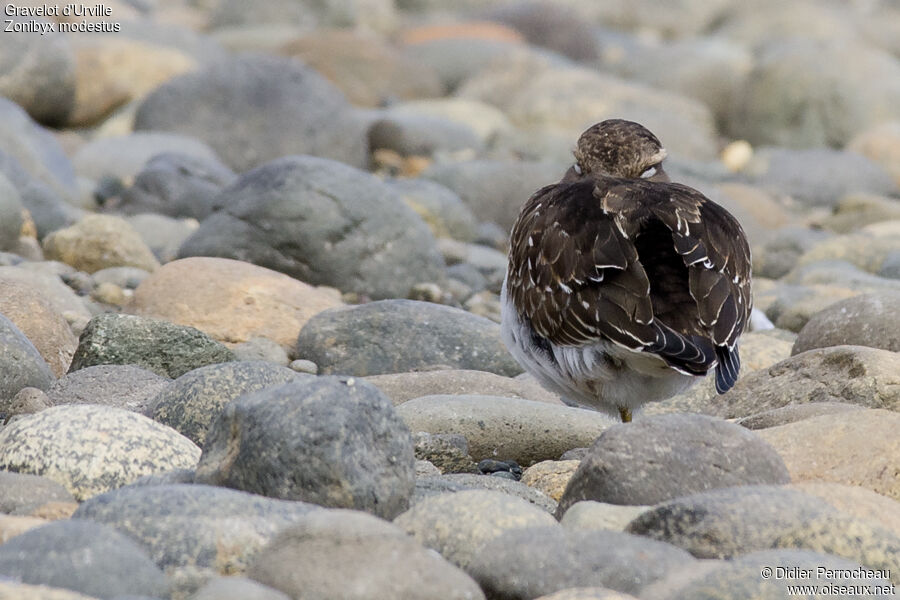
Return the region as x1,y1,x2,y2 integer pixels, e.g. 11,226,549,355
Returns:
501,120,752,420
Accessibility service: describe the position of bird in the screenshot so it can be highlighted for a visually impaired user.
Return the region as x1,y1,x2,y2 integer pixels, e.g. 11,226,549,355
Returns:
500,119,752,423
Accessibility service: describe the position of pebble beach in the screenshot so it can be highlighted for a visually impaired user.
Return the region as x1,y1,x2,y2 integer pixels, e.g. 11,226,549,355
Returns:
0,0,899,598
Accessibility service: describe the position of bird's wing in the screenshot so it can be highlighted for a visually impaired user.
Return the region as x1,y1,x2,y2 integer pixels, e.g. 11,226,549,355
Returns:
507,179,658,352
507,178,752,391
647,182,753,391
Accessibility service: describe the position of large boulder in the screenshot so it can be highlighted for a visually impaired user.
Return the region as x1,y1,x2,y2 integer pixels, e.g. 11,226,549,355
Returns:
295,300,520,376
134,55,369,171
195,377,415,519
178,156,445,299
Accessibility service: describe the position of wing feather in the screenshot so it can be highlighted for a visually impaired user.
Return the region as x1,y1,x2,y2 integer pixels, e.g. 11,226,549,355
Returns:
507,176,752,392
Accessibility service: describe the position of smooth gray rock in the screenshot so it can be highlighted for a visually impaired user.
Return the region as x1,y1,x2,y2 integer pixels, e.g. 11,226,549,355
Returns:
793,292,900,354
247,509,486,600
0,97,76,198
0,149,79,239
752,226,833,279
745,147,896,208
68,313,236,379
437,473,557,513
0,404,201,501
487,2,599,61
72,132,221,183
118,152,236,220
148,361,301,446
134,55,369,171
422,159,564,230
557,414,790,514
729,37,900,148
468,526,696,598
195,377,415,519
384,177,479,242
126,213,198,264
736,402,864,430
296,300,520,376
0,313,54,401
396,394,609,467
0,173,24,251
46,364,170,414
395,489,558,570
178,156,445,299
0,30,75,126
712,345,900,419
369,111,483,156
73,484,319,574
0,519,169,599
0,471,75,515
625,485,839,559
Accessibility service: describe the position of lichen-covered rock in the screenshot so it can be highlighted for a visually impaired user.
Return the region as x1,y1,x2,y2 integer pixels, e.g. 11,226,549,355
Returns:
0,405,200,500
68,313,236,378
195,377,415,519
296,300,520,377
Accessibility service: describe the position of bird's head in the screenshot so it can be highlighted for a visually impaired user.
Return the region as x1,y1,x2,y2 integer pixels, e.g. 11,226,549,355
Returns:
566,119,670,182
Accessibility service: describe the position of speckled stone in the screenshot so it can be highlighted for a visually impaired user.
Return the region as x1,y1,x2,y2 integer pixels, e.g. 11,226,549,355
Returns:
789,482,900,540
521,460,580,502
557,414,789,514
715,345,900,419
0,471,74,515
45,364,170,414
468,526,696,598
397,394,610,468
248,509,486,600
148,361,301,446
41,214,160,274
412,431,478,474
736,402,864,430
72,484,319,575
560,501,651,533
435,473,557,513
0,519,169,599
0,313,54,400
793,292,900,354
771,514,900,582
625,485,840,559
394,489,557,569
757,409,900,501
296,300,520,377
366,369,560,406
68,313,236,378
0,404,200,500
195,377,415,519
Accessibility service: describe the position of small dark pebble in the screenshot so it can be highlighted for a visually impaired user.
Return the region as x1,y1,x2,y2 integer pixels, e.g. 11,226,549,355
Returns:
478,458,523,480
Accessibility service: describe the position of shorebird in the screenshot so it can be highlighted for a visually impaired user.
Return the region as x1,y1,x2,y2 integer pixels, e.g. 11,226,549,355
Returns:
501,119,752,422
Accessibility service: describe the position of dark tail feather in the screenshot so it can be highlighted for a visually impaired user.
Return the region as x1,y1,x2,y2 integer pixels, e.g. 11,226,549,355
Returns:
649,324,716,377
714,344,740,394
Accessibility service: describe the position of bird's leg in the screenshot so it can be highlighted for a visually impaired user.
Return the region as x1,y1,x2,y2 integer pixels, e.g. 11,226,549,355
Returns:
618,407,632,423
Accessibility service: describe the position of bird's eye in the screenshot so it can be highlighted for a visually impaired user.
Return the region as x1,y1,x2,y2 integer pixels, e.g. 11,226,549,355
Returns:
573,163,583,175
640,165,658,179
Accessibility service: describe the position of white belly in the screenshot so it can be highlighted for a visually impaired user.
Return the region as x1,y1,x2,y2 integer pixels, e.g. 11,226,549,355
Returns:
500,277,697,418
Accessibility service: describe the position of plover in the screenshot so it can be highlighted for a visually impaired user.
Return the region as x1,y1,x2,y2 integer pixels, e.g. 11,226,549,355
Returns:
501,119,752,422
